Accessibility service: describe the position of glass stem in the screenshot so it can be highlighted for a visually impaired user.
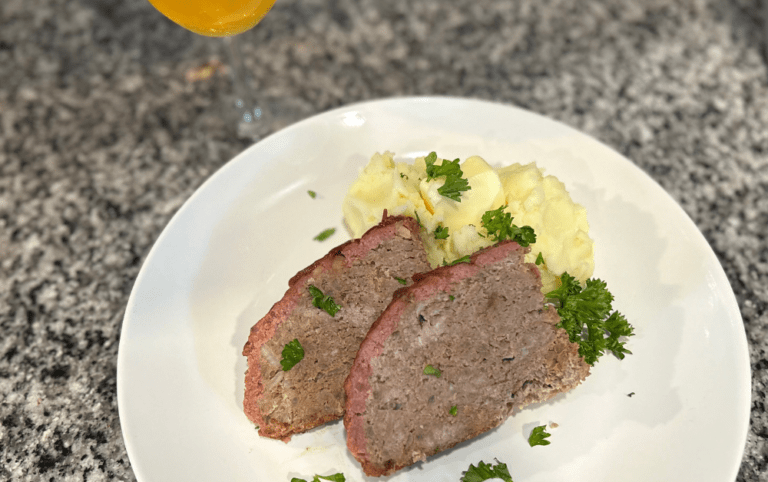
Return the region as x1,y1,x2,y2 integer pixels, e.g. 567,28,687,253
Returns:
224,35,261,140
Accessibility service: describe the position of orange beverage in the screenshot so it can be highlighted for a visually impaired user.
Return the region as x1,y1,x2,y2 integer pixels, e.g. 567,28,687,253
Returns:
148,0,276,37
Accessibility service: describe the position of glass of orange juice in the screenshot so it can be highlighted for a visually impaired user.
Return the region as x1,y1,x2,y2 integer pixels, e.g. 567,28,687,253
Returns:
147,0,275,37
146,0,277,138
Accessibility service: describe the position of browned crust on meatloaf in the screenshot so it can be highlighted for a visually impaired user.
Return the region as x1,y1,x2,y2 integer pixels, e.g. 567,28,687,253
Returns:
344,241,590,476
242,213,430,441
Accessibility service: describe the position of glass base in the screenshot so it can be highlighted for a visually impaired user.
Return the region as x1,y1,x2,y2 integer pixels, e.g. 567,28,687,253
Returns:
234,97,262,140
224,35,262,141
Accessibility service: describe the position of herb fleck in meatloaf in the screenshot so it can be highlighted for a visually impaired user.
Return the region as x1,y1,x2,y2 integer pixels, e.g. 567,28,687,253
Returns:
243,214,431,441
344,241,590,476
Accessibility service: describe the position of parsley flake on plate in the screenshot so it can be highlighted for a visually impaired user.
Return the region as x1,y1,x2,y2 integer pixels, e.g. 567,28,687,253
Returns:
423,364,441,377
545,272,634,366
528,425,551,447
307,190,317,199
461,460,514,482
450,405,458,416
307,285,341,317
313,228,336,241
395,276,408,285
424,151,471,201
280,339,304,371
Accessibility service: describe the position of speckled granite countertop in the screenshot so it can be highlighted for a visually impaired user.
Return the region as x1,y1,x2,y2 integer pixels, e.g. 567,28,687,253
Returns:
1,0,767,480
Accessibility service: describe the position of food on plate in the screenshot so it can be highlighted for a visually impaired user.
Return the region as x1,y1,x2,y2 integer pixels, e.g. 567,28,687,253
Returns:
342,151,594,293
242,214,431,441
244,149,632,480
343,241,590,476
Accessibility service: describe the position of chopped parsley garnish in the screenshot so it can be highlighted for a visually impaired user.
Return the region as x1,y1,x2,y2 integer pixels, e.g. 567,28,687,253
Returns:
528,425,551,447
280,339,304,371
461,460,514,482
424,151,471,201
400,172,408,180
434,225,449,239
450,405,458,416
307,190,317,199
545,273,634,366
395,276,408,285
481,206,536,246
291,473,346,482
443,255,471,266
449,295,455,301
423,364,441,377
313,228,336,241
307,285,341,317
535,252,544,265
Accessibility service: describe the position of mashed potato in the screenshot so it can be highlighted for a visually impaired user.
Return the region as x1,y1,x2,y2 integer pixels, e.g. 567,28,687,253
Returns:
342,151,594,293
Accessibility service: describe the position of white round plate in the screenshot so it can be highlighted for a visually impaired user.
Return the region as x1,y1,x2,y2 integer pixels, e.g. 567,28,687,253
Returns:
117,97,750,482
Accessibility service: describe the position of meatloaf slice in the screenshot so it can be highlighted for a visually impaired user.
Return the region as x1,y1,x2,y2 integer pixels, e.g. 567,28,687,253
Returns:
242,214,431,441
344,240,590,476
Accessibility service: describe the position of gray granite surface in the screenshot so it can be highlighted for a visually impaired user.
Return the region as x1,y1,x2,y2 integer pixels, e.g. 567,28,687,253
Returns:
1,0,767,480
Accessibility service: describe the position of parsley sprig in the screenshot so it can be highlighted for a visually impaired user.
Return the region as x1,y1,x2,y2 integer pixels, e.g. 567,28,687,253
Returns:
461,460,514,482
480,206,536,247
424,152,471,201
307,285,341,317
546,273,634,365
528,425,551,447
